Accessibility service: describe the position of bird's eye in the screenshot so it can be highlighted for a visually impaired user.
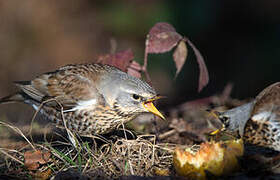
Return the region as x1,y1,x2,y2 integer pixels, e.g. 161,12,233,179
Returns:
132,94,141,101
220,116,229,124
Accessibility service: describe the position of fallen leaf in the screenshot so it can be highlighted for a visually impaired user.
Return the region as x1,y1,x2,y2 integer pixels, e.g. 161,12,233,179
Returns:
173,40,188,78
33,168,52,180
154,167,170,176
24,150,51,170
186,39,209,92
146,22,182,53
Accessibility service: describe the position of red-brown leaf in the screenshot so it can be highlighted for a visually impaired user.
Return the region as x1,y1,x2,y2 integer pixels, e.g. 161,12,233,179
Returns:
186,39,209,92
173,40,188,77
33,169,52,180
147,22,182,53
127,60,142,78
97,49,134,72
24,150,51,170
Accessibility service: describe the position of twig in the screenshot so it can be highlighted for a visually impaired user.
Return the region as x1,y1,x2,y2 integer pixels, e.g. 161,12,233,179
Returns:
110,38,117,54
128,160,134,175
121,122,128,140
28,98,61,143
0,148,24,165
143,35,152,84
0,121,36,151
158,129,177,140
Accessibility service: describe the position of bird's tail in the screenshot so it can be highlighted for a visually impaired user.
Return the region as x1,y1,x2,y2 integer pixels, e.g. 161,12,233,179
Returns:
0,93,24,105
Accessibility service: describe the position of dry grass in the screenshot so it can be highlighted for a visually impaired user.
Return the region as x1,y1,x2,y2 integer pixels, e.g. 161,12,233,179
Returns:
0,118,176,179
0,93,255,179
0,93,222,179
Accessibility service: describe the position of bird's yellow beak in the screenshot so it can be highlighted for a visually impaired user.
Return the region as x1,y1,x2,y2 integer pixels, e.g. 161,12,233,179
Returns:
143,97,165,120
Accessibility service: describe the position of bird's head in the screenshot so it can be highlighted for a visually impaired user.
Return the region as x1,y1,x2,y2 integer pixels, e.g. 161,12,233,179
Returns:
213,111,230,128
98,67,165,119
210,102,255,137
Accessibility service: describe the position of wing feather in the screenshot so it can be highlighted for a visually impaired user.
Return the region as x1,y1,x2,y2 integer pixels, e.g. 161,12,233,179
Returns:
252,82,280,116
16,64,103,110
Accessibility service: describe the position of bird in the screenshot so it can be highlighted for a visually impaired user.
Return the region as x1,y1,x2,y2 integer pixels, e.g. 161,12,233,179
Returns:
215,82,280,151
0,63,165,136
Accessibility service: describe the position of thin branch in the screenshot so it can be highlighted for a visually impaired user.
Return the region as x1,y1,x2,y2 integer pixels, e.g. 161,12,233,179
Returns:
0,148,24,165
0,121,36,151
143,35,152,84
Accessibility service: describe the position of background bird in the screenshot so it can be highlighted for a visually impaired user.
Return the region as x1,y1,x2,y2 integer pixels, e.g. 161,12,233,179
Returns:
217,82,280,151
0,63,164,135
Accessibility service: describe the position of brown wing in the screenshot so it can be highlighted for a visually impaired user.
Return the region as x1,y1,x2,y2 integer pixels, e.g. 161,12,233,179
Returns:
16,64,102,109
252,82,280,115
244,82,280,151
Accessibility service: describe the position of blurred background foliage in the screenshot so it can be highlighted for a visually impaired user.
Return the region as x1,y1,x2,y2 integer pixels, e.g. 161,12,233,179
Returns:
0,0,279,124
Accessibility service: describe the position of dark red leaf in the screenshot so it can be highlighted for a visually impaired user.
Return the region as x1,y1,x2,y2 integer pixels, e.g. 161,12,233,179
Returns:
129,60,142,72
97,50,142,78
149,22,176,35
127,61,142,78
173,40,188,78
186,39,209,92
97,49,134,72
147,22,182,53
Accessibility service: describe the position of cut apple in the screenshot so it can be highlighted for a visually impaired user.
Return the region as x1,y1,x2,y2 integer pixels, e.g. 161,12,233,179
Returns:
173,139,244,180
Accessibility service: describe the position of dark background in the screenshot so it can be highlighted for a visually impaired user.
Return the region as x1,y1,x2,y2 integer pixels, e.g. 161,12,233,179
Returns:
0,0,279,123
